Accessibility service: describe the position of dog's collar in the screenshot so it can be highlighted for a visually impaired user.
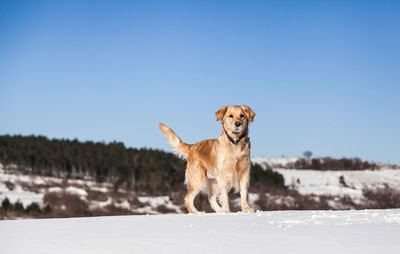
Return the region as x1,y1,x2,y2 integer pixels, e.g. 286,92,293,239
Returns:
223,127,247,145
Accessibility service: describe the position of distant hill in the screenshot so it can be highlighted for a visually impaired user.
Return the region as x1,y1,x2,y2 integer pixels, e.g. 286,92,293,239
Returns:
0,135,282,195
252,156,398,171
0,134,186,194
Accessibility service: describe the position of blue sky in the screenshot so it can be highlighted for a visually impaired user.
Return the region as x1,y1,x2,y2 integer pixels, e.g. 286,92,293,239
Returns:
1,1,399,164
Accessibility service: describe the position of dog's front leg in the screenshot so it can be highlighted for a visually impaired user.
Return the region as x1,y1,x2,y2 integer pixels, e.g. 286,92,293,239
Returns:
216,173,231,213
217,182,230,213
239,170,253,213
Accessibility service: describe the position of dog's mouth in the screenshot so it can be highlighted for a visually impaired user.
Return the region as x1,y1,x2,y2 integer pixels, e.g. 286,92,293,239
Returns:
231,125,244,133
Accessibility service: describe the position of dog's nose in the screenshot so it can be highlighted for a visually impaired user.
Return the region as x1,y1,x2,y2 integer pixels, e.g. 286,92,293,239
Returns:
235,121,241,127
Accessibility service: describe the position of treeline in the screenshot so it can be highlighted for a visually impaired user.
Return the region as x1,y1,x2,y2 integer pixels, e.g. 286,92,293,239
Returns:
0,135,284,195
0,197,51,219
0,135,187,194
292,157,379,171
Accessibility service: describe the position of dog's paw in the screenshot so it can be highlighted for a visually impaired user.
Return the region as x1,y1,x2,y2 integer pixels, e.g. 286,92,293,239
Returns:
242,207,254,213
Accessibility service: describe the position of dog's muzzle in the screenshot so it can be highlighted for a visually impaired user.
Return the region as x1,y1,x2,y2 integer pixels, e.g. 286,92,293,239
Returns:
232,124,243,132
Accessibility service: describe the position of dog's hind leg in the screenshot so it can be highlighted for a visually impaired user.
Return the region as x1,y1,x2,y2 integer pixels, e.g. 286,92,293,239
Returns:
185,183,200,213
184,164,206,214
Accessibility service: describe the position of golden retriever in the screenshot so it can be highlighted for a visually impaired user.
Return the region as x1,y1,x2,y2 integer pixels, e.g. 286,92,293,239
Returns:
159,105,255,213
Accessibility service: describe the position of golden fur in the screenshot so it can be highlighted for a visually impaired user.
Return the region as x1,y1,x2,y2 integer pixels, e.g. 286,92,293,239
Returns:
159,105,255,213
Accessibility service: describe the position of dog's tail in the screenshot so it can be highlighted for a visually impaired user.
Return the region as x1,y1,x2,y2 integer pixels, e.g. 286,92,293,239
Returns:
159,123,191,160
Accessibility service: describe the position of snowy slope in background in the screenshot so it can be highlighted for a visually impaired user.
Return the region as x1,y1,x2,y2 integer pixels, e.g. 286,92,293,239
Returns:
2,159,400,216
251,157,400,199
1,209,400,254
274,168,400,199
251,157,398,170
0,165,184,215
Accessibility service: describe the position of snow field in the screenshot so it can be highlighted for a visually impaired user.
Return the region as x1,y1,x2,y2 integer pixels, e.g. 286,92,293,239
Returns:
0,209,399,254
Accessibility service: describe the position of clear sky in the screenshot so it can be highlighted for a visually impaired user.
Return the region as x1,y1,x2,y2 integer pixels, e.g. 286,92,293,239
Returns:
1,1,399,164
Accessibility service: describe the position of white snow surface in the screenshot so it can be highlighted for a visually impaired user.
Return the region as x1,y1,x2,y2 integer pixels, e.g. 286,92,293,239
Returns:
137,196,182,214
65,186,88,197
0,183,43,207
274,168,400,199
1,209,400,254
89,197,112,210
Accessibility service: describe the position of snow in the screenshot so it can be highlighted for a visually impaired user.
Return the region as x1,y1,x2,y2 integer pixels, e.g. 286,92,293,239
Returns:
65,186,88,197
137,196,182,214
274,168,400,199
32,177,46,185
1,209,400,254
0,183,44,207
0,170,62,185
114,200,131,210
48,187,62,192
0,167,64,207
138,196,171,207
89,197,112,210
89,186,108,193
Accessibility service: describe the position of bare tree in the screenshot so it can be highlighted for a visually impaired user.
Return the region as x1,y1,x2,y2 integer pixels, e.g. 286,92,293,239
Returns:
303,151,313,158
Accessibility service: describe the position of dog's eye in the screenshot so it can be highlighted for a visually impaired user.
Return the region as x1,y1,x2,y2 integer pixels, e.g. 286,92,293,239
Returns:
229,114,233,118
240,114,244,118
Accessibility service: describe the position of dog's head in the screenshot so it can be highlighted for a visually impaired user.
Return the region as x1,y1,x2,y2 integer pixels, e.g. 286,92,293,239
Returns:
215,105,255,134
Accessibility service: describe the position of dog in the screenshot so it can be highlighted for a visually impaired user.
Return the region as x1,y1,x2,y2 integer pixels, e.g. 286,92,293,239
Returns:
159,105,255,213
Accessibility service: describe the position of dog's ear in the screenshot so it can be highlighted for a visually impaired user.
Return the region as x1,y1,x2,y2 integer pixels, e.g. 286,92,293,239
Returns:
215,106,227,121
242,105,255,122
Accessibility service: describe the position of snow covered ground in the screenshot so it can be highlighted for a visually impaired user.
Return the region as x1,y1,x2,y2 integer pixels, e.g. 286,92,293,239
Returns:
1,209,400,254
252,157,400,200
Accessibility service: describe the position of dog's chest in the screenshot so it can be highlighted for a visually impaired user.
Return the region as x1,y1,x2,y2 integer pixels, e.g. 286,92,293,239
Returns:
230,138,250,159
